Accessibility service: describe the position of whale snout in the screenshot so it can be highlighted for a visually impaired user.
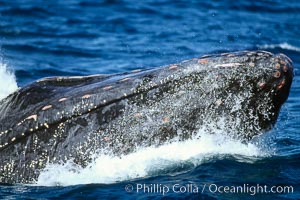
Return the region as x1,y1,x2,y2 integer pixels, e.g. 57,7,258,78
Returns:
272,53,294,105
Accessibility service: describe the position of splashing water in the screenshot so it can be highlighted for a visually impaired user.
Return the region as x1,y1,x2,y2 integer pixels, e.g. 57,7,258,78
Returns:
36,130,268,186
258,42,300,52
0,60,18,100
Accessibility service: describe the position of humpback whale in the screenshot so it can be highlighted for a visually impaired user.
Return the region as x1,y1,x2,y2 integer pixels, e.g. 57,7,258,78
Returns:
0,51,293,184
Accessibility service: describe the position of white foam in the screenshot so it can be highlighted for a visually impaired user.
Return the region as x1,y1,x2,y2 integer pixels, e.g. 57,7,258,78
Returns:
36,131,267,186
258,42,300,52
0,60,18,100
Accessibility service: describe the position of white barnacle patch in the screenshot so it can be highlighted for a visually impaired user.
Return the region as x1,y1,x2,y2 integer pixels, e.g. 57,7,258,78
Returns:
200,54,210,58
42,105,52,111
257,52,263,56
169,64,178,70
26,114,37,121
181,59,190,64
198,59,208,64
58,97,68,102
120,77,131,82
214,63,242,68
103,85,113,90
226,54,235,57
132,69,141,73
82,94,91,99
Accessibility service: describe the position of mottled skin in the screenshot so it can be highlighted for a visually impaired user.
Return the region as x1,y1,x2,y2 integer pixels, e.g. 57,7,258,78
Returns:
0,51,293,184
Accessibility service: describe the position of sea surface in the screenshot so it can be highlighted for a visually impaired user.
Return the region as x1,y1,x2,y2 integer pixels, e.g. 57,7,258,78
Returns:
0,0,300,199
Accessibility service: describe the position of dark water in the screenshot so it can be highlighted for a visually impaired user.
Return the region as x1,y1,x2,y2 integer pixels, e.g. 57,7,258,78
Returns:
0,0,300,199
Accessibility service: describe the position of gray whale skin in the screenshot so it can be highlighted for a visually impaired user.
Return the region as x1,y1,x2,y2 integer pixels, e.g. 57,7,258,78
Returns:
0,50,294,184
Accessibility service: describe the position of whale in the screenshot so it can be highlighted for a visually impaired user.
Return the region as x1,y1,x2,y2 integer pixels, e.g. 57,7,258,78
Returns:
0,50,293,184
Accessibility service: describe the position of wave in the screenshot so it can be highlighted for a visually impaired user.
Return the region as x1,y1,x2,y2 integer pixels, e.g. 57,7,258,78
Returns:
36,131,268,186
258,42,300,52
0,60,18,100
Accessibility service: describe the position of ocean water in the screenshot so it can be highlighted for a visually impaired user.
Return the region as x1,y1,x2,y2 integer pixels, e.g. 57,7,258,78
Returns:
0,0,300,199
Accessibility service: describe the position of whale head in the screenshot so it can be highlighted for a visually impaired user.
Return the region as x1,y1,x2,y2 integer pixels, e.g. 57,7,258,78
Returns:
0,50,294,184
254,52,293,111
193,51,294,139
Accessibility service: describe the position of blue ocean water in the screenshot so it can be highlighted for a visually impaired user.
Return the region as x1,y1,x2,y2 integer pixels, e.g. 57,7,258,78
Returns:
0,0,300,199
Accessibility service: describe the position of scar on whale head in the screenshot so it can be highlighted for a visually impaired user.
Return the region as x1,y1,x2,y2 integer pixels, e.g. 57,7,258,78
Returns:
0,50,293,184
